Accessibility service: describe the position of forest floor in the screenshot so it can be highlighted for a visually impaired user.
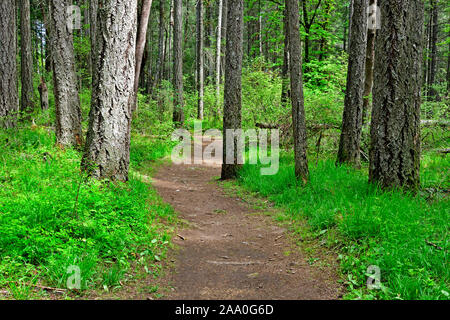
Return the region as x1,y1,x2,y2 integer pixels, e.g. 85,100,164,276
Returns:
143,138,343,300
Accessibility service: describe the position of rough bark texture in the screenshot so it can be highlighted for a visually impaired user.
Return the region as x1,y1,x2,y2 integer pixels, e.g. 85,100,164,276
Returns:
337,0,368,167
287,0,309,183
82,0,138,181
49,0,83,147
221,0,244,180
362,0,376,125
196,0,204,120
20,0,35,115
0,0,18,128
132,0,153,112
172,0,184,125
369,0,424,190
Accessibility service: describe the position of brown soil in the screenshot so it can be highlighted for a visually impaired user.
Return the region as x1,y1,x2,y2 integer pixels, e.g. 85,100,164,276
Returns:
150,139,343,300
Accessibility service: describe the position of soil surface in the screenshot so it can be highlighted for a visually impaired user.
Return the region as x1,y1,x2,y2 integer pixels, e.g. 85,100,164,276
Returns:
151,138,342,300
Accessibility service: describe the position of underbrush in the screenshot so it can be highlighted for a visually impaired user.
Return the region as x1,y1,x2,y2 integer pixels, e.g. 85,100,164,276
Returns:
237,153,449,300
0,126,176,299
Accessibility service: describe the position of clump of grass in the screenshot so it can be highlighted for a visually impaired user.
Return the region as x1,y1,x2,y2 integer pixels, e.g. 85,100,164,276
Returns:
238,153,449,300
0,127,176,298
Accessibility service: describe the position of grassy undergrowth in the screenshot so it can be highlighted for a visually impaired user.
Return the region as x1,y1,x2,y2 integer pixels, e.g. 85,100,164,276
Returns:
0,126,176,299
237,153,449,300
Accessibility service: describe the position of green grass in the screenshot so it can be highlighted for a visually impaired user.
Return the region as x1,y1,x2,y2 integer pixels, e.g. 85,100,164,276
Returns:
0,126,176,298
237,152,449,300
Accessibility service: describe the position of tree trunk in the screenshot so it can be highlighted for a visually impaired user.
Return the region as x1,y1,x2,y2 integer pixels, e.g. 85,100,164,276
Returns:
150,0,166,97
89,0,98,78
427,0,438,100
82,0,138,181
362,0,377,125
221,0,244,180
287,0,309,183
281,5,290,107
38,77,49,111
196,0,204,120
172,0,184,125
49,0,83,148
369,0,424,190
0,0,18,128
337,0,368,167
220,0,227,84
131,0,153,113
20,0,35,116
215,0,223,111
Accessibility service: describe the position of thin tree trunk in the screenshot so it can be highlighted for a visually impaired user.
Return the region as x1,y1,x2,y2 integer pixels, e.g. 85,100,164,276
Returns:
281,5,290,106
38,77,49,111
427,0,439,100
287,0,309,183
131,0,153,113
215,0,223,111
82,0,138,181
220,0,227,84
20,0,35,116
369,0,424,190
150,0,166,97
0,0,18,128
172,0,184,125
337,0,368,167
89,0,98,78
49,0,83,148
362,0,377,125
221,0,244,180
196,0,204,120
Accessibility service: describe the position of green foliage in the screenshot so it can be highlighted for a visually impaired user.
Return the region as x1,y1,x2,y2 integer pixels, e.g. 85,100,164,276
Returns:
237,154,449,300
0,127,176,298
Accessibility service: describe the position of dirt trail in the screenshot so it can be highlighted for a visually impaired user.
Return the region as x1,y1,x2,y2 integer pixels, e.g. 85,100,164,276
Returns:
152,139,341,300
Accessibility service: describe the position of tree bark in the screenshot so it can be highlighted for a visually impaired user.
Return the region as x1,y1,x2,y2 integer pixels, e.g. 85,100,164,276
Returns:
280,5,290,107
287,0,309,183
172,0,184,125
215,0,223,110
362,0,376,125
150,0,166,97
20,0,35,116
369,0,424,190
89,0,98,78
221,0,244,180
131,0,153,113
220,0,227,84
38,77,49,111
337,0,368,167
427,0,439,100
0,0,18,128
82,0,138,181
196,0,204,120
49,0,83,148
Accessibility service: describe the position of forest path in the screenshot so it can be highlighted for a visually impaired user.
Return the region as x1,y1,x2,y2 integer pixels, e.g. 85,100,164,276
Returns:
151,138,342,300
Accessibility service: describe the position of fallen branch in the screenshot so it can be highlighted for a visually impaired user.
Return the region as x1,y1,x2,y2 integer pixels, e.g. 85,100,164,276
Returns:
425,240,444,251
